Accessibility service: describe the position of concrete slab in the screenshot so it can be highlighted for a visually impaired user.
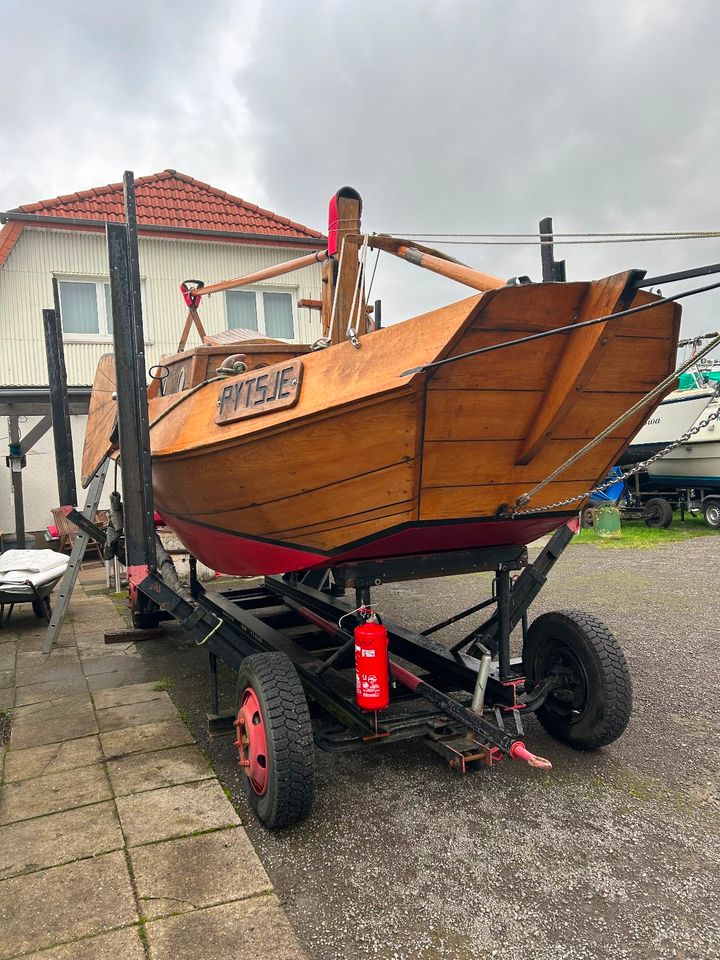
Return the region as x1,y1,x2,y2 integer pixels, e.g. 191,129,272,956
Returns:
86,663,157,691
0,645,16,672
21,927,145,960
3,735,103,783
0,670,13,690
0,851,137,960
9,709,98,750
81,654,143,677
16,648,79,669
0,762,111,824
0,800,123,879
11,693,93,723
96,694,177,732
130,827,271,920
116,779,240,846
17,633,75,654
0,687,13,711
107,744,214,797
15,676,89,706
100,717,194,759
15,659,85,688
93,680,166,709
145,895,307,960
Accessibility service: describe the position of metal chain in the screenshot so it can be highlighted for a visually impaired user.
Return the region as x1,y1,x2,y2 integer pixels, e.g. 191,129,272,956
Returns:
512,403,720,516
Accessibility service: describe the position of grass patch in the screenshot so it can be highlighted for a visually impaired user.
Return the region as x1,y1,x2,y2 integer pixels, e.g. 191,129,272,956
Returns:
153,678,173,692
574,511,719,549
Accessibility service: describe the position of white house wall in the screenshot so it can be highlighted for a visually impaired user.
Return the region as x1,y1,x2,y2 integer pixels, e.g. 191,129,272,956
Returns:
0,226,323,535
0,227,324,386
0,414,108,536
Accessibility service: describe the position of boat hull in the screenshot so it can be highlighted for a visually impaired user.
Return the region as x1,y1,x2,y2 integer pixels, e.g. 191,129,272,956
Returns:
143,276,680,575
618,386,716,466
162,512,576,576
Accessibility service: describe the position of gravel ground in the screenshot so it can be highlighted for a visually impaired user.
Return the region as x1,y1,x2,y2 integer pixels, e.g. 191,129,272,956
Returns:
134,536,720,960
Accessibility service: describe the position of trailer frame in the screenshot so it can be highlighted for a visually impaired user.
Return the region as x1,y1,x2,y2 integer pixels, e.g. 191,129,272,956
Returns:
41,172,634,828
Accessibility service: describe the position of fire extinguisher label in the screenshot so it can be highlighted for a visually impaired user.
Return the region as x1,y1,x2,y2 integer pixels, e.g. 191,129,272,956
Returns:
357,674,381,696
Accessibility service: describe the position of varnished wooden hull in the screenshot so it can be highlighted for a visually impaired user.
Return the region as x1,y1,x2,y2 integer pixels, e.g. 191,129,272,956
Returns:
141,275,680,575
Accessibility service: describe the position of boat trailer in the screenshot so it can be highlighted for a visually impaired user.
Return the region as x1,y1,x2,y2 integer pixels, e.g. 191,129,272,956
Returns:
41,173,634,828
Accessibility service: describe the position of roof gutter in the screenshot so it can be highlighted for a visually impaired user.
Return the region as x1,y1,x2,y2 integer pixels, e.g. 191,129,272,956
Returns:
0,211,327,247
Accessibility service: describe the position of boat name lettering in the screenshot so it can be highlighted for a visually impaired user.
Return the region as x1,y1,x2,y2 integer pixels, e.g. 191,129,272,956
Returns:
215,360,303,425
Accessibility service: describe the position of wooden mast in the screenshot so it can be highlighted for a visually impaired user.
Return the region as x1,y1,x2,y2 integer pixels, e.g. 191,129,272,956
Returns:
325,187,363,344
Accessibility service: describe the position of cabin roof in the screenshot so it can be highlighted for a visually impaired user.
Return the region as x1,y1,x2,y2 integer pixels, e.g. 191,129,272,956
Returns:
2,169,325,243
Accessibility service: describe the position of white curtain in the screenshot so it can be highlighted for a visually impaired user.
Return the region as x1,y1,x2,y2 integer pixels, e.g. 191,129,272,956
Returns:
263,292,294,339
226,291,258,330
59,281,99,334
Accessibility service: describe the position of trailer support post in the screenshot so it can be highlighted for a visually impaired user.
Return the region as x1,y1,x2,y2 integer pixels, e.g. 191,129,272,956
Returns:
496,565,512,680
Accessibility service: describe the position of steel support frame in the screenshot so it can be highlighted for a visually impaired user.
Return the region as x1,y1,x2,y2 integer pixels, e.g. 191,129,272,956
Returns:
107,172,158,622
43,292,77,509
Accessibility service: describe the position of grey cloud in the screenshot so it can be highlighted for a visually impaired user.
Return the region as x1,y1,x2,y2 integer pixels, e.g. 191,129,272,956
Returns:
1,0,718,338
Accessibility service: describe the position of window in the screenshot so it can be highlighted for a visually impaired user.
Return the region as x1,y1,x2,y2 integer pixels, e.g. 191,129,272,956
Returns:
225,287,296,340
58,279,114,338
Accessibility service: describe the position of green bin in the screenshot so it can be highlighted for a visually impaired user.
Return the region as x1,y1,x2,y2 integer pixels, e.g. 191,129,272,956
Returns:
595,505,622,538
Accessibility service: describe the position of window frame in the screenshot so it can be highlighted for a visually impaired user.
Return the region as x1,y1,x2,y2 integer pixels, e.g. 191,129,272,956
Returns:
224,285,298,341
55,275,149,343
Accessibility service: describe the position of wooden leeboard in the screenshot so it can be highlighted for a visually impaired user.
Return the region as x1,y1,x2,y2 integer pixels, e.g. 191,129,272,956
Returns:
81,354,118,487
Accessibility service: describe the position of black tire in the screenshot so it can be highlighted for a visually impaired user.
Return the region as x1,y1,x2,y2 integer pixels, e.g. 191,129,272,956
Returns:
581,508,595,529
523,609,632,750
235,652,315,829
31,597,51,619
643,497,673,528
703,499,720,529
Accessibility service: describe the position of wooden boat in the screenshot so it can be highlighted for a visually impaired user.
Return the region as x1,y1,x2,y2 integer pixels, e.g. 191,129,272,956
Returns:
82,188,680,575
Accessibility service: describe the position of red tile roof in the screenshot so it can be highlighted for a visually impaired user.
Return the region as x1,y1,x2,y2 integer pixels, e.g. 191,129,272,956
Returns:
0,222,24,268
9,170,324,242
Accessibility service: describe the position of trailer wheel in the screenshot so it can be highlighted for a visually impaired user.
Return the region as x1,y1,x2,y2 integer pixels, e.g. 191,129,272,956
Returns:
523,610,632,750
703,499,720,529
581,508,595,529
234,652,315,829
643,497,673,528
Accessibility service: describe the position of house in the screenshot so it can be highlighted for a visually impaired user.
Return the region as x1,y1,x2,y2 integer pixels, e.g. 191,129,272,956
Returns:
0,170,326,543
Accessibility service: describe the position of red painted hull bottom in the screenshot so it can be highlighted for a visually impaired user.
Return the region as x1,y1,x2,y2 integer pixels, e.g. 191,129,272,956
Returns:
161,513,575,577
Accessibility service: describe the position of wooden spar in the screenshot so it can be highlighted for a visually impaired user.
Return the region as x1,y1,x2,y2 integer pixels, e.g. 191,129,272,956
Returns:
177,307,207,351
395,246,506,292
353,234,506,293
188,249,328,299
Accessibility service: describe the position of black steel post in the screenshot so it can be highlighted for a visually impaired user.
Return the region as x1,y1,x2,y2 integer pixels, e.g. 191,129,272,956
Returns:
496,566,512,680
107,220,156,572
123,171,157,568
209,652,220,715
7,417,26,548
539,217,566,282
374,299,382,330
43,303,77,508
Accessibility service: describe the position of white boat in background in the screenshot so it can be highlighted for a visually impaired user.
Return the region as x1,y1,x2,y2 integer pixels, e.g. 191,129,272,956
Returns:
619,384,717,465
646,395,720,486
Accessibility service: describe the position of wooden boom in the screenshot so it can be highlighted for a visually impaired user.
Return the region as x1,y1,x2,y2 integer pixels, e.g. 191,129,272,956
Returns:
347,234,506,293
190,250,328,298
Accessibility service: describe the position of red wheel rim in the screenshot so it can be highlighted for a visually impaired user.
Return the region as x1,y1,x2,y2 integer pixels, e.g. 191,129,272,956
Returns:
235,688,268,796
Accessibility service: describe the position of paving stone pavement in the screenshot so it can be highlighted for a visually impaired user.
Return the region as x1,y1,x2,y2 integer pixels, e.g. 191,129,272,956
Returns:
0,564,308,960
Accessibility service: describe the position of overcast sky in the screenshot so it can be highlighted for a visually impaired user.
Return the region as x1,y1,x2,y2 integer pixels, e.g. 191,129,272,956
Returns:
2,0,719,340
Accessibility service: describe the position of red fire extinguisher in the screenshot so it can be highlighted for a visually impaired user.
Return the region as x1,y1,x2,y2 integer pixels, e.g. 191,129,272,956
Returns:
354,612,390,711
